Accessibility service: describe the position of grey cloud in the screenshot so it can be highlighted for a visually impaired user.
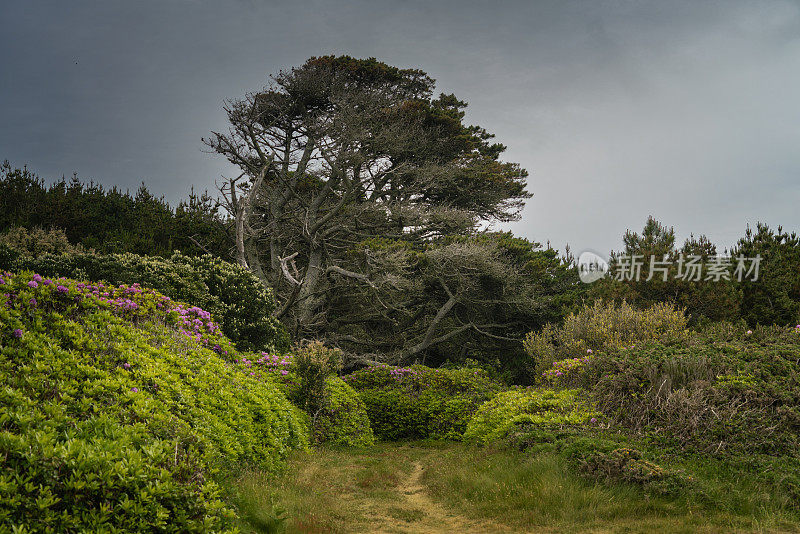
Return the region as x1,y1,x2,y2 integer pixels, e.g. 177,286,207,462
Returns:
1,0,798,255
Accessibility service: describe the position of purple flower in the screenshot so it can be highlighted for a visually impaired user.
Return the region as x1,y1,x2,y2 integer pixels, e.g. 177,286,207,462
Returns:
12,328,23,338
586,349,593,354
29,298,37,306
27,281,38,288
130,387,138,392
280,370,289,376
123,363,131,369
590,417,597,424
32,274,42,282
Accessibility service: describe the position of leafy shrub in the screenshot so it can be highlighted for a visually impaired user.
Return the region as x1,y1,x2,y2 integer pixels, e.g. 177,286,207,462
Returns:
343,365,500,440
1,250,288,351
0,226,85,257
463,388,600,444
0,271,308,532
586,323,800,454
524,300,688,378
311,378,375,447
561,439,693,496
233,352,375,447
292,341,343,414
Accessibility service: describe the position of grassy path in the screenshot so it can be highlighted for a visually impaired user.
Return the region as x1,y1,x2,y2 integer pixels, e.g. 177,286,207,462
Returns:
234,442,798,533
365,459,512,533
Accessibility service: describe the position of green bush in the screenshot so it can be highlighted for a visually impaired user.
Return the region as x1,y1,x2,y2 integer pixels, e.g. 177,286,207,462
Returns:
587,323,800,454
463,388,600,444
312,378,375,447
0,250,289,352
525,300,688,379
291,341,343,414
343,365,500,441
0,226,85,257
556,437,693,497
232,352,375,448
0,271,308,532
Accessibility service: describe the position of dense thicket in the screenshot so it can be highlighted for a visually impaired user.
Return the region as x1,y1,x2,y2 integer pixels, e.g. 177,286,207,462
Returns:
0,240,288,352
343,365,500,440
0,271,308,532
0,161,229,258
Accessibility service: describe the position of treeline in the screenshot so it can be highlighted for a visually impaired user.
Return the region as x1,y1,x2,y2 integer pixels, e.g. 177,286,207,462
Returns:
0,161,230,258
2,157,799,380
590,216,800,328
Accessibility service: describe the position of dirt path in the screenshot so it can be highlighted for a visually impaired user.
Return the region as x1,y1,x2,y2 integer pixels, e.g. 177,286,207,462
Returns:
367,461,513,533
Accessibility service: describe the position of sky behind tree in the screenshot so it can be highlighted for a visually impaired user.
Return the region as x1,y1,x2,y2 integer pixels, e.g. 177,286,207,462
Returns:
2,0,799,256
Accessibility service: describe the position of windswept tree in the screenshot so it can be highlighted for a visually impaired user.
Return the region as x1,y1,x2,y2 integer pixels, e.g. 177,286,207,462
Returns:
205,56,553,368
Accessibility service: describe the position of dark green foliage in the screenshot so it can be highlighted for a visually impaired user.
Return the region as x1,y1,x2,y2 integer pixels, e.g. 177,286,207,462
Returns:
731,223,800,327
0,161,230,258
1,250,288,352
586,324,800,455
0,271,308,532
590,217,800,328
331,233,582,384
343,365,500,440
291,341,343,414
232,353,375,448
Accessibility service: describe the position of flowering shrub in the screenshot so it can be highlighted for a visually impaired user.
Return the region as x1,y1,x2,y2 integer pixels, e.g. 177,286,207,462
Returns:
2,250,288,351
344,365,500,440
542,353,593,385
524,301,688,378
463,388,600,444
0,271,308,531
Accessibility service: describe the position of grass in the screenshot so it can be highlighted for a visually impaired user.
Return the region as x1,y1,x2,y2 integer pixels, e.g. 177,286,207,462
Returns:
230,442,800,533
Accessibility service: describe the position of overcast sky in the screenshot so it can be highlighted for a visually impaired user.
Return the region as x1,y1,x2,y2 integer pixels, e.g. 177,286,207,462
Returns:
2,0,799,256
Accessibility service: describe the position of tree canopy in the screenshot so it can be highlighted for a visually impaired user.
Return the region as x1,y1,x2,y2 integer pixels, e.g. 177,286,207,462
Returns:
204,56,554,370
